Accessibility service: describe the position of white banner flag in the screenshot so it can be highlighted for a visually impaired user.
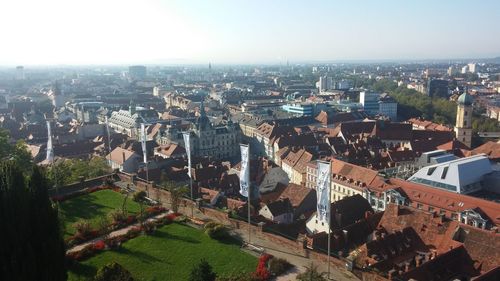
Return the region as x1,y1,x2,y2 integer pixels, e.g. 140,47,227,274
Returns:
316,160,331,224
141,123,147,164
239,144,250,197
183,132,192,178
46,121,54,163
105,116,111,153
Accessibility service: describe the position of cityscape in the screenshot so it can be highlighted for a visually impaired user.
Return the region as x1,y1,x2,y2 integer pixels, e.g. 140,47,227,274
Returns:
1,1,499,281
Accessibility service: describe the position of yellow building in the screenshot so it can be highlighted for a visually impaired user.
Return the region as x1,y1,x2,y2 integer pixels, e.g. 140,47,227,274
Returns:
454,90,473,148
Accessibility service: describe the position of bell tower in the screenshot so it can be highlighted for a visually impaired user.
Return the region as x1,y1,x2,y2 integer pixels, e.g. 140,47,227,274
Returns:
454,88,473,148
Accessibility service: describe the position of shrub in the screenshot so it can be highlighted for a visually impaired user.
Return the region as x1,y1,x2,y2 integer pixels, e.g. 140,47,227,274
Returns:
296,263,327,281
132,191,147,203
126,215,136,224
204,222,228,239
73,219,92,237
93,262,134,281
253,254,272,281
268,257,292,276
109,209,127,225
97,215,111,237
93,240,106,251
143,221,156,234
189,259,216,281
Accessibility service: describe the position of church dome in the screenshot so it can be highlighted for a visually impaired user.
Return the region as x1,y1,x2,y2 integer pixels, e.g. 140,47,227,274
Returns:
457,91,473,106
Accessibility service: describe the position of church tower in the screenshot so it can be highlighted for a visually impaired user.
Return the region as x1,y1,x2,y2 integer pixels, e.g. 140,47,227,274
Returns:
454,88,473,148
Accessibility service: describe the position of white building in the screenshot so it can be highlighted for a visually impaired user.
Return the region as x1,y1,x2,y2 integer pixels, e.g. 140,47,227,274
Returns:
408,154,492,194
108,101,160,138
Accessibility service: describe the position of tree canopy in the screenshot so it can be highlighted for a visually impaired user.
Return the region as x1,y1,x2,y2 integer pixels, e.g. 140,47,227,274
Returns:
0,161,67,281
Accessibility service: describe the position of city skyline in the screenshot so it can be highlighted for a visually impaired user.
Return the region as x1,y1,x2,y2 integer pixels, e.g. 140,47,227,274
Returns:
0,0,500,65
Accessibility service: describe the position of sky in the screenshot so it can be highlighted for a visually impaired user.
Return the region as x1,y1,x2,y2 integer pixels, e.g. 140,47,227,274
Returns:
0,0,499,65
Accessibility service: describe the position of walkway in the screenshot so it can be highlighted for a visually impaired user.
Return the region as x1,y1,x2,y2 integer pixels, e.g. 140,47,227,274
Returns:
66,212,168,254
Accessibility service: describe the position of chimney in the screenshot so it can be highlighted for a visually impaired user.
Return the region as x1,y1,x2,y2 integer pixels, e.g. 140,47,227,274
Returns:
415,255,423,267
404,262,411,272
388,269,398,280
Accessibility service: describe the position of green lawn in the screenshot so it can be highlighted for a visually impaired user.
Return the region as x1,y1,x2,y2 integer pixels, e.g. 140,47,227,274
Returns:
68,223,258,281
59,189,141,238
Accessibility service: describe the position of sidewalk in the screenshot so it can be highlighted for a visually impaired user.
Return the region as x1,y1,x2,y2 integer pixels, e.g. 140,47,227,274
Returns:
66,212,168,254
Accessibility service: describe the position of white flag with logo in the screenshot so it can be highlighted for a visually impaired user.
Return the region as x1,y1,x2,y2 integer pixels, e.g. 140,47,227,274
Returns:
239,144,250,197
183,132,192,178
46,121,54,163
316,160,331,224
141,123,147,164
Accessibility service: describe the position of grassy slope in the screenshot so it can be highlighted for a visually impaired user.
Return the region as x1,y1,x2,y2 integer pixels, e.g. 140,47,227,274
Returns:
59,189,141,238
68,223,258,281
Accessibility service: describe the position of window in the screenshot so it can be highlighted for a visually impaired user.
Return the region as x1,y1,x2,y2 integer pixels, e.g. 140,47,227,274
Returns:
428,206,434,213
464,111,468,116
441,167,448,179
427,167,436,175
463,121,467,126
417,203,423,210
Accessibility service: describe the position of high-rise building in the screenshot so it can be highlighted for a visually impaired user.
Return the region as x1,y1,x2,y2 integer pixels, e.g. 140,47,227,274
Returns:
461,65,469,74
318,76,334,92
427,79,449,98
128,65,147,79
359,91,380,115
454,89,473,148
468,63,477,73
15,66,25,80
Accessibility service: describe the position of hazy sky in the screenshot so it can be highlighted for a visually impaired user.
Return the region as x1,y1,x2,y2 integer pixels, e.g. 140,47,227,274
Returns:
0,0,499,65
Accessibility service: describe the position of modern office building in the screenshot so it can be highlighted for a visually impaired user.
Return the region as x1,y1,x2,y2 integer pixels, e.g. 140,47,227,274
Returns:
378,94,398,120
359,91,380,115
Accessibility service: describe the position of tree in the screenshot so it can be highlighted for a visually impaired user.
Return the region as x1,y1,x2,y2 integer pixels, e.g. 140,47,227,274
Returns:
0,162,67,281
0,129,33,175
296,263,327,281
170,185,188,214
93,262,134,281
189,259,216,281
133,190,147,226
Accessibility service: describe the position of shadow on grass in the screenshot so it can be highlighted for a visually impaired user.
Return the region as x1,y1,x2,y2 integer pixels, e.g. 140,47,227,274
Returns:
68,261,97,280
151,229,201,244
117,247,166,264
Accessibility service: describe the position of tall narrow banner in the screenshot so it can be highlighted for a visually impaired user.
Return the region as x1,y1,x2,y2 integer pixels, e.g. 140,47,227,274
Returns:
183,132,192,178
140,123,147,164
105,116,111,153
316,160,331,224
239,144,250,197
46,121,54,163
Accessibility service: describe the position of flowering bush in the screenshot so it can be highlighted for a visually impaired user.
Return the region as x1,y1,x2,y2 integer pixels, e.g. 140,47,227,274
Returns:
93,240,106,251
166,213,180,221
253,254,272,280
145,205,166,215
